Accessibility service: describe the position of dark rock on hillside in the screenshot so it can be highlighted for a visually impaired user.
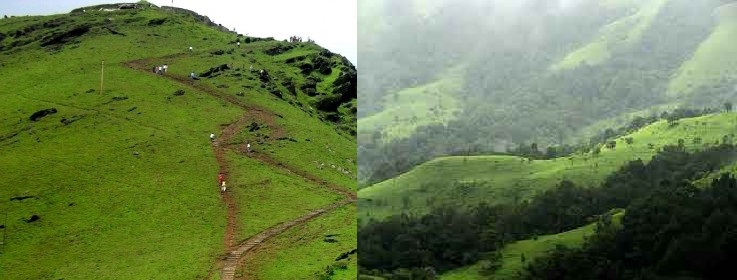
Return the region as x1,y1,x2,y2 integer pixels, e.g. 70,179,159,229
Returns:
285,55,307,64
147,18,166,26
0,32,5,42
259,69,270,82
333,70,357,102
314,94,343,113
71,3,145,13
201,64,230,78
264,44,295,56
312,55,332,75
319,49,334,58
10,195,36,201
301,77,320,96
335,248,358,261
276,137,297,142
173,89,185,96
42,18,68,29
268,87,283,99
25,215,40,223
298,62,313,75
281,79,296,95
339,56,356,71
210,49,224,55
29,108,57,121
324,112,341,122
40,25,90,48
105,27,126,36
105,96,128,104
248,122,260,131
118,3,137,9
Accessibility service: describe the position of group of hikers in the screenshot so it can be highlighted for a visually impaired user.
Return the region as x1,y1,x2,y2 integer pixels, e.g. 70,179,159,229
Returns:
211,133,252,193
289,36,315,43
152,64,168,74
150,62,201,80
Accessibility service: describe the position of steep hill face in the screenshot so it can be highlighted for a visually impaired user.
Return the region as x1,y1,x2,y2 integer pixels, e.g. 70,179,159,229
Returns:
358,0,737,185
0,3,356,279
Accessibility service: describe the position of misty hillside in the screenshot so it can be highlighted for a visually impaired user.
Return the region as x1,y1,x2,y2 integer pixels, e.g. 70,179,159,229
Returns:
0,2,356,279
358,0,737,185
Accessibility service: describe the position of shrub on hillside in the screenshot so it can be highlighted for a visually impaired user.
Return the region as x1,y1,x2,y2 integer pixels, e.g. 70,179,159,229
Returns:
314,94,342,112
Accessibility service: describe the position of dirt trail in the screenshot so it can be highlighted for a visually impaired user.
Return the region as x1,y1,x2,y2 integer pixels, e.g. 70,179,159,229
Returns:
222,199,354,280
124,56,355,280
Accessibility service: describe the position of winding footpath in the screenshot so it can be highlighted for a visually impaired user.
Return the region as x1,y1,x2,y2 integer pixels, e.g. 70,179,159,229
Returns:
124,55,356,280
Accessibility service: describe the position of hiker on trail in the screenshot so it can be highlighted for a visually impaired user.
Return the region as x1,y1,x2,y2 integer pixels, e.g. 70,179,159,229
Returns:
218,173,224,186
221,181,227,192
163,64,168,73
157,66,163,74
191,72,197,79
152,66,157,73
237,41,240,47
188,46,193,53
210,133,215,142
246,143,251,153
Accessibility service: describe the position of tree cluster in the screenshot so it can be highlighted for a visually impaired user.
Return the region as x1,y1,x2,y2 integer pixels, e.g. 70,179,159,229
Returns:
359,144,737,279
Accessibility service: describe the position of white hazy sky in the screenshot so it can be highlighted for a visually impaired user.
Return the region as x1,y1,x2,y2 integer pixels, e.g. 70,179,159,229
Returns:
1,0,357,65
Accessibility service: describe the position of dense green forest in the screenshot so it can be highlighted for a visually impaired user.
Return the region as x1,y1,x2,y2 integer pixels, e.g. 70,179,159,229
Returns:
358,144,737,279
358,0,737,185
523,172,737,280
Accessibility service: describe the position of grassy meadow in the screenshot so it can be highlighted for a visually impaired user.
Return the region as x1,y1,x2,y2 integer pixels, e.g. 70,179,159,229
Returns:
0,5,356,279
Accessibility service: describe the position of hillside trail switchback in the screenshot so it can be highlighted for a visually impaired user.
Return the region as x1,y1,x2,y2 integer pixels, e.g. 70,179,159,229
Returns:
124,54,355,280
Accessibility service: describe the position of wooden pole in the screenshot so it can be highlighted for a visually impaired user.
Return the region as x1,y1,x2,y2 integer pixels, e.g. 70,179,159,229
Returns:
100,60,104,95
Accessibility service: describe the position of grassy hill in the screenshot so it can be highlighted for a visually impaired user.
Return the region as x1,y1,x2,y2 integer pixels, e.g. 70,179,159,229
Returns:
357,66,463,142
0,3,356,279
551,0,669,70
440,210,625,280
359,112,737,221
667,2,737,96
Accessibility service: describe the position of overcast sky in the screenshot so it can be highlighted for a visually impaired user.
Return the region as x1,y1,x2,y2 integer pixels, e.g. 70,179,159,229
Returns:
1,0,357,65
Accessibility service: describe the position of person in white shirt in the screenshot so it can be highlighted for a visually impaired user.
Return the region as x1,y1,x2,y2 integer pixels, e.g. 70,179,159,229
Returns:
163,64,168,73
220,181,226,192
210,133,215,142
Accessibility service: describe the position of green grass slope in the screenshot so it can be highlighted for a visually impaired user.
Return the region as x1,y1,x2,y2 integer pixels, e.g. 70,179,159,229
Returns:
667,2,737,96
441,210,624,280
359,112,737,221
357,66,463,143
238,204,357,280
551,0,669,70
0,4,355,279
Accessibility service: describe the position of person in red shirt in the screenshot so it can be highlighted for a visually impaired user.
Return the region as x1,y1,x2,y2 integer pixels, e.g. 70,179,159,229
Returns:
218,173,224,186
